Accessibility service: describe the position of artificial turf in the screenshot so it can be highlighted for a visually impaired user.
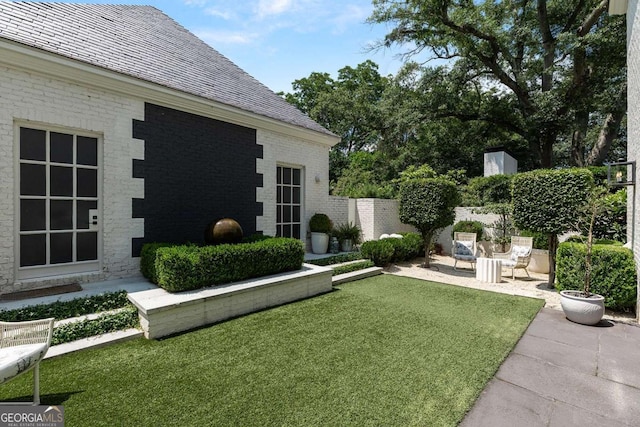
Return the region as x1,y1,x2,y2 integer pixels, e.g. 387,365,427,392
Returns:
0,275,543,426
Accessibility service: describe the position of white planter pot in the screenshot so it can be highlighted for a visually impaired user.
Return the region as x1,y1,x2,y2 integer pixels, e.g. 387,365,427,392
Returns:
529,249,550,274
341,239,353,252
311,232,329,254
560,290,605,325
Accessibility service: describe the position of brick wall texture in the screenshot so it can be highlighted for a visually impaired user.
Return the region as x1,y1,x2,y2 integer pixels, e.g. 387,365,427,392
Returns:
0,65,333,293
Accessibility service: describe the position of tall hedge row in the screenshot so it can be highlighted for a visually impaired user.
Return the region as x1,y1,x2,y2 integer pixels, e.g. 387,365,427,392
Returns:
556,242,637,311
141,238,305,292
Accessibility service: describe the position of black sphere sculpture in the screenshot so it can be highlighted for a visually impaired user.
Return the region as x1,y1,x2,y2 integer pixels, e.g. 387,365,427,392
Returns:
205,218,243,245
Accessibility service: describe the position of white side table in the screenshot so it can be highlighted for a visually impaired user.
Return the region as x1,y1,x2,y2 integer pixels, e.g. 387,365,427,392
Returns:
476,258,502,283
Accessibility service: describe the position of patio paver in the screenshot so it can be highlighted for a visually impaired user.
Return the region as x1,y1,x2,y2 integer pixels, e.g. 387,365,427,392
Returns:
461,308,640,426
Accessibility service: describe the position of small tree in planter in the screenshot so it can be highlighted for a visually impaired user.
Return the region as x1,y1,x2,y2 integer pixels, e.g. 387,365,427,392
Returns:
333,222,362,252
557,187,610,324
309,213,332,254
399,177,460,268
512,168,594,288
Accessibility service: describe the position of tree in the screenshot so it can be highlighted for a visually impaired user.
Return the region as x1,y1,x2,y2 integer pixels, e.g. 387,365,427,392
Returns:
398,178,460,267
512,168,594,287
369,0,626,168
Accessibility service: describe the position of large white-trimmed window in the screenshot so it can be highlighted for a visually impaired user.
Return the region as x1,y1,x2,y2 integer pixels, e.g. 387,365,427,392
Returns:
276,165,302,239
16,125,101,279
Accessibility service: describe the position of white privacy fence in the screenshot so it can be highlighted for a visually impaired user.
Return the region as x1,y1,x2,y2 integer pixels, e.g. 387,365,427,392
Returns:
325,197,501,254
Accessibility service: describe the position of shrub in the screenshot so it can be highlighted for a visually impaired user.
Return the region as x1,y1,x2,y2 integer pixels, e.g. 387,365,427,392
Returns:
332,260,375,276
361,239,396,267
306,252,363,266
556,242,637,311
0,291,131,322
242,234,273,243
360,233,423,266
565,236,623,246
154,238,305,292
140,243,176,284
309,213,333,233
452,221,484,240
52,306,139,346
399,178,460,267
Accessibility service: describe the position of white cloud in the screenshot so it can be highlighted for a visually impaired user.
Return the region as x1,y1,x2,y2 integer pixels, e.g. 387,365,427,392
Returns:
195,29,259,45
183,0,208,6
330,4,370,34
256,0,294,18
204,7,233,20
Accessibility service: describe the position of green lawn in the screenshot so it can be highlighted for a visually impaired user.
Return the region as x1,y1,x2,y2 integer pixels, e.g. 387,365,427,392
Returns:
0,275,543,426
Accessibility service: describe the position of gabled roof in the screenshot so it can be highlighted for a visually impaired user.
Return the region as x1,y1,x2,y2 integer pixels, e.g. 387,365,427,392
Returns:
0,2,335,137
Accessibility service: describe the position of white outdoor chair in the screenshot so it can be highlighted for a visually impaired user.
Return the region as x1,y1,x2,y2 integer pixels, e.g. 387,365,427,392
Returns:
452,232,477,271
493,236,534,279
0,318,54,405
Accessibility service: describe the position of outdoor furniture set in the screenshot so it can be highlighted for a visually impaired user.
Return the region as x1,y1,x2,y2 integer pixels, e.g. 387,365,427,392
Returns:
452,233,534,283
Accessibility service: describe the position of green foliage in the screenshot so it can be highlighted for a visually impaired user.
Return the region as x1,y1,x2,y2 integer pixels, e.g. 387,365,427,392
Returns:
452,221,484,241
512,169,594,234
242,234,273,243
331,151,395,198
306,252,363,266
140,243,176,284
369,1,627,168
331,260,375,276
333,222,362,244
51,306,139,346
518,230,551,251
399,178,460,234
154,238,305,292
397,164,437,182
463,175,513,206
565,236,623,246
0,291,131,322
360,233,424,267
399,178,459,266
556,242,637,311
361,239,396,267
309,213,333,233
591,189,627,242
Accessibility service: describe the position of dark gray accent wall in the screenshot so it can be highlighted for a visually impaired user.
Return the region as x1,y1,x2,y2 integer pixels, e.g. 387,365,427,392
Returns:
131,103,263,256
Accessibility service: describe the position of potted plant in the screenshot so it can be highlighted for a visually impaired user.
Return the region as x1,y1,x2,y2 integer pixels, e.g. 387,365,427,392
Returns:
559,188,606,325
334,222,361,252
309,213,332,254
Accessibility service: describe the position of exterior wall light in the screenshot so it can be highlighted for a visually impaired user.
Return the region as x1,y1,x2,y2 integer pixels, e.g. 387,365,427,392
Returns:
607,160,636,187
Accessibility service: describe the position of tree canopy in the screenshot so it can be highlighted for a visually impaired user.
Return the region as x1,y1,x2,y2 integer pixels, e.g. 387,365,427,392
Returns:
369,0,626,168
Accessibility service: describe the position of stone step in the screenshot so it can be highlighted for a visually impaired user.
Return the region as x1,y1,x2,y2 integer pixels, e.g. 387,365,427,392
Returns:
332,267,383,285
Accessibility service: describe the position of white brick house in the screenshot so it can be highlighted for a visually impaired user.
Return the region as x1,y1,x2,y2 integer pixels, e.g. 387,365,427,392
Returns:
0,3,338,294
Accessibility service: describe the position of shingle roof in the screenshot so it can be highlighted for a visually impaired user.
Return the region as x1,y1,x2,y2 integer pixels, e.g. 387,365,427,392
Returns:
0,2,335,137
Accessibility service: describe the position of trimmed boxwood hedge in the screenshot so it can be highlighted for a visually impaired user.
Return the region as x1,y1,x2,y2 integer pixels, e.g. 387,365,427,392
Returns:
144,238,305,292
361,233,424,267
556,242,637,311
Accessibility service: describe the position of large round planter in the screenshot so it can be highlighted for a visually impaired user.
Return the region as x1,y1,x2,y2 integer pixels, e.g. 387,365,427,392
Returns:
560,290,605,325
529,249,550,274
311,232,329,254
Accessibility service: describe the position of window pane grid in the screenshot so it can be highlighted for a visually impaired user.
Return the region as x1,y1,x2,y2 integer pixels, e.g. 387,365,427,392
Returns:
276,166,302,239
19,128,98,268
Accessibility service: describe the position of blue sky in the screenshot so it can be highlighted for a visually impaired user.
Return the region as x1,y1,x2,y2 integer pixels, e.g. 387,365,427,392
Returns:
20,0,408,93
